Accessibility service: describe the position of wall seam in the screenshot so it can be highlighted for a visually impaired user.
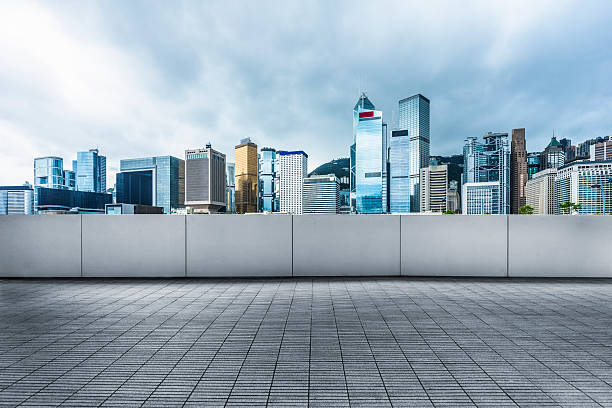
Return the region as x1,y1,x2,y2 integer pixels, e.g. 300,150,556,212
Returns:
506,215,509,278
80,214,83,278
184,215,187,278
291,215,294,277
399,215,402,277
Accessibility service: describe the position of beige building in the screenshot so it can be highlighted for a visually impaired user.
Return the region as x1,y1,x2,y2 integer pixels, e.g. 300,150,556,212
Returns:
420,165,448,212
525,168,557,214
185,144,226,213
234,138,258,213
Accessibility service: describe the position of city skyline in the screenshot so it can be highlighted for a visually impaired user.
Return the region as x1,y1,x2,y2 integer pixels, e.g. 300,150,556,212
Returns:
2,1,612,186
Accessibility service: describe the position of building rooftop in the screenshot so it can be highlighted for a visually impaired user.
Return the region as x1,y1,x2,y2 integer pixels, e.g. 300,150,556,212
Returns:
1,277,610,406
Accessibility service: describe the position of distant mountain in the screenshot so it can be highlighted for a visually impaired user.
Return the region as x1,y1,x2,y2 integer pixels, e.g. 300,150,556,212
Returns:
430,154,463,187
309,158,349,190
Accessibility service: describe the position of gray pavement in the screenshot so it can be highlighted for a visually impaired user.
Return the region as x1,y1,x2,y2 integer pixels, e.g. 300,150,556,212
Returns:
0,278,611,407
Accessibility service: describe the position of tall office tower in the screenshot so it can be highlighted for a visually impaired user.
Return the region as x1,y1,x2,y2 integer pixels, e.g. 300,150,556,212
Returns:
277,151,307,214
527,152,541,179
419,164,448,213
259,148,278,212
234,138,258,213
389,130,410,212
525,168,557,214
351,93,376,212
555,160,612,214
565,145,577,163
63,170,75,190
590,140,612,161
309,158,350,214
226,162,235,213
510,128,528,213
398,94,430,212
303,174,340,214
352,93,388,214
462,132,510,214
447,180,460,213
76,149,106,192
542,137,565,169
185,144,226,213
117,156,185,214
559,138,572,152
0,185,34,214
34,156,65,189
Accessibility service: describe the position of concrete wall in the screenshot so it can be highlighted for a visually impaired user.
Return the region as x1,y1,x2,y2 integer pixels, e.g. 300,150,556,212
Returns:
508,216,612,277
1,214,611,278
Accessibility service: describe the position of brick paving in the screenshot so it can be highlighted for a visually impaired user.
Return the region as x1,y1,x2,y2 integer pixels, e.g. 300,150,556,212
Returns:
0,278,611,407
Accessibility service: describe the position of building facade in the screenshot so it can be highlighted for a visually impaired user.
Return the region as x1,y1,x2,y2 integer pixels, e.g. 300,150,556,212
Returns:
234,139,258,213
185,145,226,213
34,187,112,213
510,128,528,213
277,151,307,214
226,162,235,213
463,132,510,214
525,168,557,215
353,94,387,214
76,149,106,193
303,174,340,214
555,160,612,214
590,140,612,161
419,164,448,213
527,152,541,179
398,94,430,212
0,185,34,215
308,158,350,214
259,148,278,212
34,156,65,189
117,156,185,214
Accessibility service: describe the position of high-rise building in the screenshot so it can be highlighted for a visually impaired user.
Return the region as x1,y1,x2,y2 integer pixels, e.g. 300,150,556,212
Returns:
463,132,510,214
542,137,565,169
34,187,112,213
351,93,375,212
277,151,307,214
353,93,388,214
527,152,541,179
555,160,612,214
34,156,65,189
185,144,226,213
447,182,460,213
234,138,258,213
76,149,106,193
303,174,340,214
510,128,528,213
259,148,278,212
419,164,448,213
308,158,350,214
116,156,185,214
590,140,612,161
389,129,410,213
63,170,75,190
398,94,430,212
576,136,609,160
525,168,557,214
0,185,34,215
226,162,235,213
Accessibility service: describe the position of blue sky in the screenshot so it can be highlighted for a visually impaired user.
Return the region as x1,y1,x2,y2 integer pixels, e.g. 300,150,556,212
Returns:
1,0,612,185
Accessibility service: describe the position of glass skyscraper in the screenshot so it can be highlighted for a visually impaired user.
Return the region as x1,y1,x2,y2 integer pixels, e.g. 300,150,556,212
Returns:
389,130,410,212
398,94,430,212
353,93,387,214
118,156,185,214
259,148,278,212
76,149,106,193
34,157,65,189
226,162,235,213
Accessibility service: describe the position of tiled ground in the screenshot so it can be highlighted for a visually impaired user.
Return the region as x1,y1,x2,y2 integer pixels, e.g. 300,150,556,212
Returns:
0,279,611,407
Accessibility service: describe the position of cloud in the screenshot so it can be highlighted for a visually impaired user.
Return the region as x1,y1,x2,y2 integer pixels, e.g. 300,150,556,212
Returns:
1,0,612,186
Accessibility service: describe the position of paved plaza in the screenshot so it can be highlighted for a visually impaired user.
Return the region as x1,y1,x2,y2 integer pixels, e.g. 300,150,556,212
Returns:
0,278,611,407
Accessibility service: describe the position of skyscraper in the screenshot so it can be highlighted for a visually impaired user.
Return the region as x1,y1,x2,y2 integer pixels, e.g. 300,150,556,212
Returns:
510,128,528,213
398,94,430,212
277,151,307,214
116,156,185,214
419,164,448,213
34,157,65,189
590,140,612,161
226,162,235,213
352,93,387,214
525,168,557,214
76,149,106,193
303,174,340,214
259,148,278,212
555,160,612,214
542,137,565,169
185,144,226,213
462,132,510,214
234,138,258,213
527,152,541,179
389,130,410,212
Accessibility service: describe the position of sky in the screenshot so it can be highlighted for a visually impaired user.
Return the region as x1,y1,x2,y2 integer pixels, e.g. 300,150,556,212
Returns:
1,0,612,186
